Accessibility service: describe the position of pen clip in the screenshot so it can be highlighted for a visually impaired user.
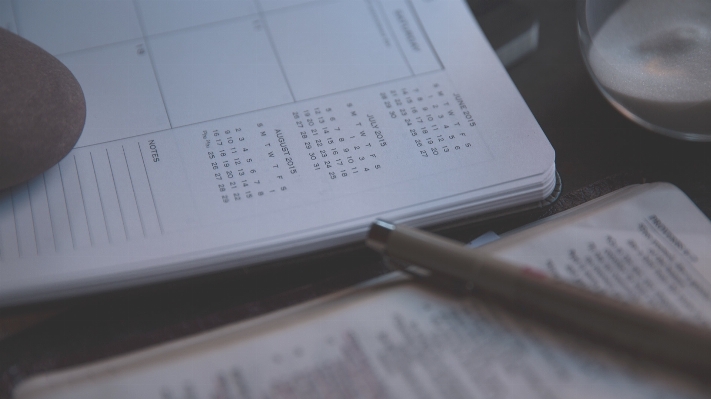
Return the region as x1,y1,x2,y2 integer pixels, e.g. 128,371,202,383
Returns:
383,256,473,296
383,256,431,277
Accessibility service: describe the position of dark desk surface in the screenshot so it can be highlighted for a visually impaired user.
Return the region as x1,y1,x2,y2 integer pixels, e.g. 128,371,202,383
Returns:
2,0,711,397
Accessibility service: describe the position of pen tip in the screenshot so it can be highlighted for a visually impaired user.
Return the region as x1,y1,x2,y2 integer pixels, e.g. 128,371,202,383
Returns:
366,220,394,253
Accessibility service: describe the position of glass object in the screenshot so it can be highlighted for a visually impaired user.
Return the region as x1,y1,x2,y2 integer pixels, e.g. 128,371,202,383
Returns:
578,0,711,141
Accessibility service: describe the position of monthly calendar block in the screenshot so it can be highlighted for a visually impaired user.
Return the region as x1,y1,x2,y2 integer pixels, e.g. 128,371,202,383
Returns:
257,0,319,13
57,40,171,147
148,18,293,127
266,0,412,100
134,0,257,36
13,0,142,55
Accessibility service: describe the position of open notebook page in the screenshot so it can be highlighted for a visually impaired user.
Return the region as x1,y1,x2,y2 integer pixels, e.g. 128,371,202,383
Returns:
13,183,711,398
0,0,555,305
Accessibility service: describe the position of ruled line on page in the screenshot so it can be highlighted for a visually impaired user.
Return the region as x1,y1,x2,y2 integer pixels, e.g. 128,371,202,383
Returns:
137,142,164,235
123,145,147,238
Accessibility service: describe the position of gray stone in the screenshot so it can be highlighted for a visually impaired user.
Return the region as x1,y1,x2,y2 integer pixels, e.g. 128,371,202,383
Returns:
0,28,85,190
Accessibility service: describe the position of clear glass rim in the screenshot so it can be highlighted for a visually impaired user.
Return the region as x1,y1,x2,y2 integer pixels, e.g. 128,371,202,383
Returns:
576,4,711,142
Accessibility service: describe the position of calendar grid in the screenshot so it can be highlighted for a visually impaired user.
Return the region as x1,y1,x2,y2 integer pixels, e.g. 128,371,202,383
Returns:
371,0,415,76
9,0,444,149
131,0,173,129
406,0,444,70
2,0,463,257
253,0,297,103
70,69,443,149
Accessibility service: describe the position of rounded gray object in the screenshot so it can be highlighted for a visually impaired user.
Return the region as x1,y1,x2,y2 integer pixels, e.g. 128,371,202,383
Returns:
0,28,86,190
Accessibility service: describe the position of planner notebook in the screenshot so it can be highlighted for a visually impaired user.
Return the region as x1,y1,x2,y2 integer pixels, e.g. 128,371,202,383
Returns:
0,0,556,306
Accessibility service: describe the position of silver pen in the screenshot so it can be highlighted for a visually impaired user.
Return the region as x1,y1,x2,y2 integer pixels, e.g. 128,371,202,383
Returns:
366,219,711,381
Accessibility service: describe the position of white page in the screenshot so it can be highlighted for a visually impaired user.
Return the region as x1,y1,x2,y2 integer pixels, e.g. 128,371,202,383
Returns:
0,0,555,305
13,183,711,399
482,183,711,326
14,285,704,399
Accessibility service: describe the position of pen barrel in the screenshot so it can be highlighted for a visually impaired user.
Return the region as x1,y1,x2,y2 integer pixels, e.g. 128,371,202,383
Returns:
379,223,711,378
